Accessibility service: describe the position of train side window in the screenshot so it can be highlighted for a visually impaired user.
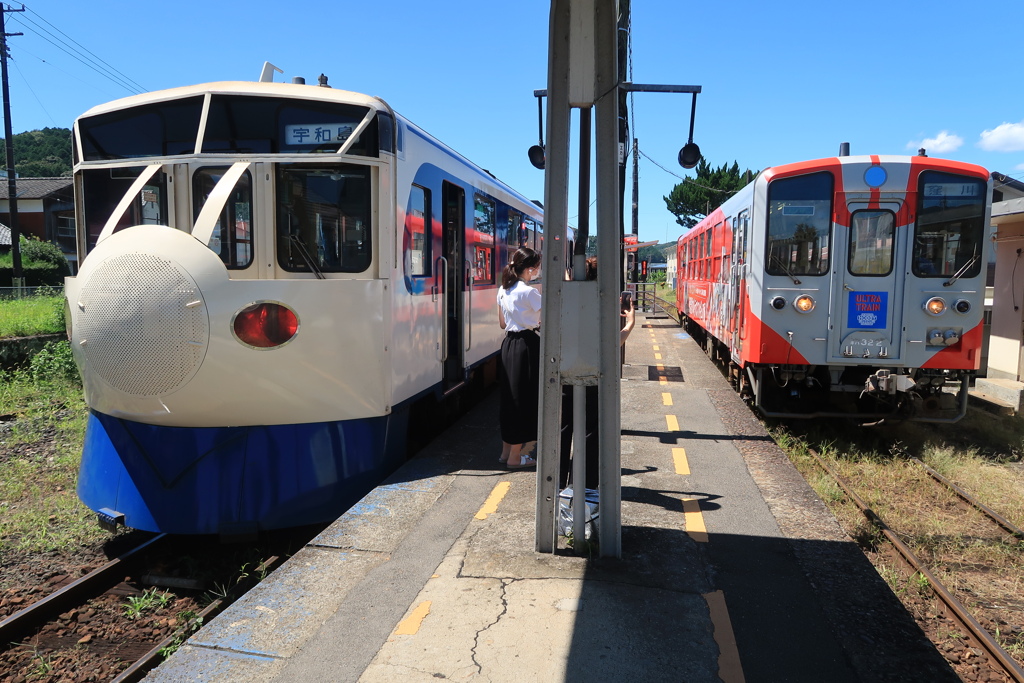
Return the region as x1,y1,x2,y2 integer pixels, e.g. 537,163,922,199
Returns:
509,210,524,246
473,194,496,284
406,184,431,277
848,210,894,276
766,171,833,276
913,171,986,278
276,164,372,274
193,167,254,269
738,210,750,264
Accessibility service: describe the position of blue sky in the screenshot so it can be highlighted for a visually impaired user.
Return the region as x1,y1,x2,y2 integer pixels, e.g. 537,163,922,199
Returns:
7,1,1024,246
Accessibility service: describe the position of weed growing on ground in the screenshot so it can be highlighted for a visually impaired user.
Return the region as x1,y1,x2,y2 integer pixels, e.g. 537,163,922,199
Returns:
159,611,204,659
124,588,173,619
0,352,98,562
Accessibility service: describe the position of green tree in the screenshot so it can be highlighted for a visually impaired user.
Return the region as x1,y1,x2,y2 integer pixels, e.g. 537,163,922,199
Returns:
663,160,756,229
637,244,667,264
0,128,73,177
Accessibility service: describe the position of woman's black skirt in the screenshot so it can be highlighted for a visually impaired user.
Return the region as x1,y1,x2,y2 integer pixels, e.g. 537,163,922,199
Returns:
498,329,540,444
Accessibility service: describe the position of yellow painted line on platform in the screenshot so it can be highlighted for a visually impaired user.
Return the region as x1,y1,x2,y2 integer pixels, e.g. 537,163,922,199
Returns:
662,392,673,406
673,447,690,475
475,481,511,519
665,414,679,432
704,591,745,682
654,353,662,360
394,600,432,635
682,498,708,542
653,344,660,351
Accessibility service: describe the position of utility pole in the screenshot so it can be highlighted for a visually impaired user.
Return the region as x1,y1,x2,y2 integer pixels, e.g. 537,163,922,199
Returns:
0,3,24,292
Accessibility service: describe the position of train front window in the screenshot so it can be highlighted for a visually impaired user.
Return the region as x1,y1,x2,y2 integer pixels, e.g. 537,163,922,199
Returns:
913,171,986,278
276,165,371,274
766,172,833,277
204,96,376,156
79,167,169,254
78,97,204,160
193,168,254,269
848,210,895,276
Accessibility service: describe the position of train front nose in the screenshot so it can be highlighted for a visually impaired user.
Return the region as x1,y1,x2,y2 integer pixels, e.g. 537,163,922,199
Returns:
68,226,212,401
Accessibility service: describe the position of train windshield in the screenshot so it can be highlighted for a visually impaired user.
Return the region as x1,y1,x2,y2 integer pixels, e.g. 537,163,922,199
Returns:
78,97,205,160
277,164,372,273
80,167,169,252
204,96,376,156
913,171,986,279
193,167,254,269
766,172,833,277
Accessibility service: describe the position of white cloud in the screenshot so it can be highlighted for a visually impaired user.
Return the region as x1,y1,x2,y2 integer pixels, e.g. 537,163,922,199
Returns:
979,122,1024,152
906,131,963,154
1014,162,1024,171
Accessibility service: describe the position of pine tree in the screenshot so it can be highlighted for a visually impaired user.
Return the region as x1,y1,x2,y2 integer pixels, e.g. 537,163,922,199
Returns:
663,160,755,229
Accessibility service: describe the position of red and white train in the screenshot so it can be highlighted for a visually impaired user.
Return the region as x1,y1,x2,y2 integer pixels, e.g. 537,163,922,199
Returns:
676,153,990,422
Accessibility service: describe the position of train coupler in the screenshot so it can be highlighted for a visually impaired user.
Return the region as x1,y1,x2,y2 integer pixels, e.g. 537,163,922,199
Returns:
864,369,915,395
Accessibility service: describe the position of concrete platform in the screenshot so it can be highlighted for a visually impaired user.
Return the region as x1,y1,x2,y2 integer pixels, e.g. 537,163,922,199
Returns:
144,310,957,682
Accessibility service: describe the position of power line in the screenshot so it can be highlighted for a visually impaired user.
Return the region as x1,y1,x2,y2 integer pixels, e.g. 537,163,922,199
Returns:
10,4,145,95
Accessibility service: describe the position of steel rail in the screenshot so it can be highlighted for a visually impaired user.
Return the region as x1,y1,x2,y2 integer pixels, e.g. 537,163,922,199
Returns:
910,456,1024,541
0,532,168,646
111,553,286,683
806,448,1024,682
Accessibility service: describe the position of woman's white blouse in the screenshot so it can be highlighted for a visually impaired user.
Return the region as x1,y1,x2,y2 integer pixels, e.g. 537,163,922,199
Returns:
498,281,541,332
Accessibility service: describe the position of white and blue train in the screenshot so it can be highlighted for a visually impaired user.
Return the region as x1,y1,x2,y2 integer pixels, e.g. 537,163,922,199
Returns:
64,74,543,535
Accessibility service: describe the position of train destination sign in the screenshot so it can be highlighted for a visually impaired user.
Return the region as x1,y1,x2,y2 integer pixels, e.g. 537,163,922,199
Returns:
923,183,980,197
285,124,355,145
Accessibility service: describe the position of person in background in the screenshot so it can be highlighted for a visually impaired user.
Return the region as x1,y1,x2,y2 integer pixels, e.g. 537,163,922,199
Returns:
559,256,635,489
497,247,542,469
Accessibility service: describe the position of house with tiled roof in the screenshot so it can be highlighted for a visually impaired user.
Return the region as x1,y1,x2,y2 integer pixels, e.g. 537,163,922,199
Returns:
0,177,75,271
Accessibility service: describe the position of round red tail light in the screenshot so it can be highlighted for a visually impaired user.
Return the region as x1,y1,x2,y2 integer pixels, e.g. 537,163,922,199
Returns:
232,302,299,349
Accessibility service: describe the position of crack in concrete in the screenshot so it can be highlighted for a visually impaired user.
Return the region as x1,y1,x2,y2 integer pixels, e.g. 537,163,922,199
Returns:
469,577,514,678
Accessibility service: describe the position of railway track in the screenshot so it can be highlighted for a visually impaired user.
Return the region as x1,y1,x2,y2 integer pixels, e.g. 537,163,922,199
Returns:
806,447,1024,682
0,531,293,681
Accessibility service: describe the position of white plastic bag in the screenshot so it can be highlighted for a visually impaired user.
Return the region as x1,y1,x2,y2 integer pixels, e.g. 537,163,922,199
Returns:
558,487,599,540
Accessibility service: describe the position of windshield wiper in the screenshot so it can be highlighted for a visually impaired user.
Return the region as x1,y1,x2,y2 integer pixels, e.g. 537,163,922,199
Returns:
770,253,802,285
942,252,979,287
287,234,325,280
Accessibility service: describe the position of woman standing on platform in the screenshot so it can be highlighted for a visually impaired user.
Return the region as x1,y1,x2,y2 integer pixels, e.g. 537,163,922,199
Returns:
497,247,542,469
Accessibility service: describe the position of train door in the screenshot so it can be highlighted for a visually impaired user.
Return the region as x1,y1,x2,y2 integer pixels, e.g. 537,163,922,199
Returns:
441,182,466,390
829,200,905,362
730,209,749,360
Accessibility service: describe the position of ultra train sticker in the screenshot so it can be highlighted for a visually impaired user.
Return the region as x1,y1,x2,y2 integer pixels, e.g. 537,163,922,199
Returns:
847,291,888,329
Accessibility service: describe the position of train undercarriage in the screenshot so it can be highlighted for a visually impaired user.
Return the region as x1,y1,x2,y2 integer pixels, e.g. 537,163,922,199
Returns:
683,317,971,424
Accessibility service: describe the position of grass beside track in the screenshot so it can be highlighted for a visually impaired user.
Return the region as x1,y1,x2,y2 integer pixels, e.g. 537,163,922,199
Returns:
0,293,105,568
773,412,1024,663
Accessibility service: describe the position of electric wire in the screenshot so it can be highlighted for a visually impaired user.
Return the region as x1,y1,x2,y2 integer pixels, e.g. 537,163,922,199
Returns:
9,4,146,95
8,57,58,127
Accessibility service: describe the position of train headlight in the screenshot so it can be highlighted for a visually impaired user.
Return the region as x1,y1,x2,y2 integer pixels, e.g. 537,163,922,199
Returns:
770,296,787,310
953,299,971,314
924,297,946,316
232,301,299,349
793,295,815,313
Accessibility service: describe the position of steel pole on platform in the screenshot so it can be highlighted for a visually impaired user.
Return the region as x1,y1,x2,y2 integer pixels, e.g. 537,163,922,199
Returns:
536,0,622,558
593,0,622,557
535,0,573,553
